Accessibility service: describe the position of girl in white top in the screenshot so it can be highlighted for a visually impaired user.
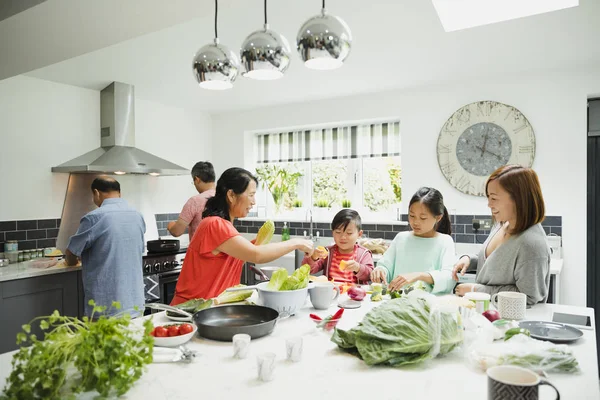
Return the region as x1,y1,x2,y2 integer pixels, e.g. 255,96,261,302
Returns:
371,187,456,294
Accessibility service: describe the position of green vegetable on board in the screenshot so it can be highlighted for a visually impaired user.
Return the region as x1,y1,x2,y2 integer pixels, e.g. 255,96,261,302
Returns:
504,327,531,341
0,300,153,400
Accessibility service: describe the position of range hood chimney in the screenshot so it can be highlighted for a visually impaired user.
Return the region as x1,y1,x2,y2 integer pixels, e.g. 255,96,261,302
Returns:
51,82,188,176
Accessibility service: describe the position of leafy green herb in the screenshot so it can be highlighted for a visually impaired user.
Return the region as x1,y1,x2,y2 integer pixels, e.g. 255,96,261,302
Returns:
1,300,153,399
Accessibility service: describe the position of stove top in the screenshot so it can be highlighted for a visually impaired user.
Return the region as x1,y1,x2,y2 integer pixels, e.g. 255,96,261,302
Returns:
142,248,187,275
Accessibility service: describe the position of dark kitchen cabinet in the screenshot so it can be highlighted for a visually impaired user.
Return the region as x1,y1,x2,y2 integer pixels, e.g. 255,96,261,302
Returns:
0,270,83,353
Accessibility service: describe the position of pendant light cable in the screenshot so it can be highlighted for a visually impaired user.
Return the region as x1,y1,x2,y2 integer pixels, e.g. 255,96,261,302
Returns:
322,0,325,9
264,0,268,25
214,0,218,39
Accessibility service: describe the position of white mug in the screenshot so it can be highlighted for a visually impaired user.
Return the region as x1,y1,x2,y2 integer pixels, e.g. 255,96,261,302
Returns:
309,282,340,310
491,291,527,320
464,292,491,314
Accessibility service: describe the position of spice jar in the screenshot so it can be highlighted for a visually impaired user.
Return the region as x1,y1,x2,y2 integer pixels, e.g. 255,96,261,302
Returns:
17,251,24,262
23,250,31,261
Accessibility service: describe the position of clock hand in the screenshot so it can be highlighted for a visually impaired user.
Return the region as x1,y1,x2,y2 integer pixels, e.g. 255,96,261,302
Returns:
480,130,489,157
475,145,502,160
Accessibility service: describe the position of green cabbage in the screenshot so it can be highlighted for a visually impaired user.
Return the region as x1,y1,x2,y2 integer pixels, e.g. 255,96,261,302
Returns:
266,265,310,291
331,297,463,367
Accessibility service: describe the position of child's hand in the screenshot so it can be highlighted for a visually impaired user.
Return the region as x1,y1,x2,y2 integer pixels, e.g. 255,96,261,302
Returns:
341,260,360,273
311,246,328,261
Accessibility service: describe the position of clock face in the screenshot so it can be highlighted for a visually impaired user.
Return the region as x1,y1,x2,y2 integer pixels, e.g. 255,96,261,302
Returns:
437,101,535,196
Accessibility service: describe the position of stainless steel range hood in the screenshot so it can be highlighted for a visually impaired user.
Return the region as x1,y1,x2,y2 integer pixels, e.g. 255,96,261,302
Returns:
51,82,188,176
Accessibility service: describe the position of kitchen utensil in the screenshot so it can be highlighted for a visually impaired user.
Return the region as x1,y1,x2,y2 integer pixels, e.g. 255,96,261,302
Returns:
192,304,279,341
153,346,197,363
257,266,280,280
249,264,269,281
487,365,560,400
144,303,193,321
518,321,583,343
338,299,362,309
146,239,180,254
492,291,527,320
152,323,197,347
308,282,340,309
255,282,309,317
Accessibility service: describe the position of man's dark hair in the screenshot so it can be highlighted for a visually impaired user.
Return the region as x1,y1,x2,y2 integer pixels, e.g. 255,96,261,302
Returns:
91,177,121,193
331,209,362,231
192,162,215,183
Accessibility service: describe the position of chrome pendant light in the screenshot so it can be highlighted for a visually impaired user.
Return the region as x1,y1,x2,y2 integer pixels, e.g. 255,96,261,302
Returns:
241,0,291,80
192,0,240,90
297,0,352,70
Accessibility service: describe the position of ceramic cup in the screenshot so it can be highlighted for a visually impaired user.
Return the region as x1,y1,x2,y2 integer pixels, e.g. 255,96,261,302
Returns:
309,282,340,310
232,333,251,359
464,291,491,314
487,365,560,400
256,352,276,382
492,291,527,320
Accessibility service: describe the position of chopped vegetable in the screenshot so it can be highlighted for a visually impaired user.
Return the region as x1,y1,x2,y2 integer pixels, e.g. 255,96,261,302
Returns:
504,327,531,341
339,260,348,271
255,220,275,245
371,293,383,302
348,286,366,301
1,300,153,399
316,308,345,331
331,297,463,367
309,314,322,321
215,285,253,305
482,309,501,322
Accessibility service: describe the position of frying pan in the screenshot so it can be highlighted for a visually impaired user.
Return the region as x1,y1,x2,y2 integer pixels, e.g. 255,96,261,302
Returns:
192,305,279,341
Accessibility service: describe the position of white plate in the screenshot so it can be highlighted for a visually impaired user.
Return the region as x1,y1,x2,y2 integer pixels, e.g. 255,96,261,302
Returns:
153,323,197,347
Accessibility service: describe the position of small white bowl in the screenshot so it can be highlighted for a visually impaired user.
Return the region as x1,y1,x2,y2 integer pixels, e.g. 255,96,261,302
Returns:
152,323,197,347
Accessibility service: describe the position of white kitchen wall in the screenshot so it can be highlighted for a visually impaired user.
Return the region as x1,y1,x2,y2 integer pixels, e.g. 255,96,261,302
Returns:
212,67,600,307
0,75,212,220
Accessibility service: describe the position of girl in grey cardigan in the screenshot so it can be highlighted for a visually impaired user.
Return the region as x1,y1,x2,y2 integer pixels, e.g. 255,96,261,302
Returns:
453,165,551,306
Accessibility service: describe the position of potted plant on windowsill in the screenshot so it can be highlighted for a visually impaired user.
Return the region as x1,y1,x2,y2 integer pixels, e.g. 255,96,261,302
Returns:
256,164,303,215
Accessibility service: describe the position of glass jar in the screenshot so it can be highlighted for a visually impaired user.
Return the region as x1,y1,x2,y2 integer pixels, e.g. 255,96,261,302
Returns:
35,249,43,259
17,251,24,262
23,250,31,261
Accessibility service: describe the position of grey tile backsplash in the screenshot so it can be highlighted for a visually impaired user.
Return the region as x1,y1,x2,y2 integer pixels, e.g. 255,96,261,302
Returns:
0,214,563,252
0,218,61,251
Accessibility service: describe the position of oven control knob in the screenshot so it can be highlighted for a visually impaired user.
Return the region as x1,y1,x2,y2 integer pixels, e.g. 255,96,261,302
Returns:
163,261,171,270
171,261,179,268
144,264,151,274
153,263,160,273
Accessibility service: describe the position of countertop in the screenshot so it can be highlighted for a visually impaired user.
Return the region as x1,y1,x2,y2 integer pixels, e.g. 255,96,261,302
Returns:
0,260,81,282
0,296,594,399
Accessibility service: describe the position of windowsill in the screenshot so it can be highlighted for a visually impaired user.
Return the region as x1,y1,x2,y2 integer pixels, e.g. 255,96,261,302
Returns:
238,216,409,225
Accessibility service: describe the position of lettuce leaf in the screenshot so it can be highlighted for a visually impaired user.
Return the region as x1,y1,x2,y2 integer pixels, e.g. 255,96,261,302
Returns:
267,268,288,291
266,265,310,291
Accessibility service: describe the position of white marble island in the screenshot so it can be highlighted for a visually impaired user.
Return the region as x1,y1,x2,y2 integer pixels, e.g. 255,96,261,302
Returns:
1,297,597,399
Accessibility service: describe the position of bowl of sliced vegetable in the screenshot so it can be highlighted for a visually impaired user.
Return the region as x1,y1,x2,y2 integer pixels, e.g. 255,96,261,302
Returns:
150,322,197,347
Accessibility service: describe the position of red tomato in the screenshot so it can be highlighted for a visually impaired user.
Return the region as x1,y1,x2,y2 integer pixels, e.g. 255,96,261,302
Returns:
154,326,168,337
149,328,156,337
167,325,180,337
179,323,194,335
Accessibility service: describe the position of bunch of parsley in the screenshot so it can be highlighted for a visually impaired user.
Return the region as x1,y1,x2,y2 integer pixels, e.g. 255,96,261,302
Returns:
1,300,154,399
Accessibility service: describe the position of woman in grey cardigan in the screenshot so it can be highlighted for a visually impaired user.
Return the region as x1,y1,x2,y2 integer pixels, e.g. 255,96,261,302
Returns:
452,165,551,306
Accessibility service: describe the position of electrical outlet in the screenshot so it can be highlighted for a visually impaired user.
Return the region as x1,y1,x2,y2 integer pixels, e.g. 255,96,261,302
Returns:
472,218,492,230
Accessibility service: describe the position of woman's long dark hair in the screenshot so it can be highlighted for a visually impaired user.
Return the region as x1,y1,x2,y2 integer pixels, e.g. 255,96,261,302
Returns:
202,167,258,221
409,187,452,235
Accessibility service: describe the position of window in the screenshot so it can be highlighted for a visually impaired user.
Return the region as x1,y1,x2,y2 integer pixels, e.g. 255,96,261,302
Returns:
253,120,401,221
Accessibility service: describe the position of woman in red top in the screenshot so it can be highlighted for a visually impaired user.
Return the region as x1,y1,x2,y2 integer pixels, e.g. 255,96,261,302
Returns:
171,167,314,305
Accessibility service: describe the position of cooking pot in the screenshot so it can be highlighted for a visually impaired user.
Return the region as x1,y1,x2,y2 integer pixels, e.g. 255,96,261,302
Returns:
147,239,180,253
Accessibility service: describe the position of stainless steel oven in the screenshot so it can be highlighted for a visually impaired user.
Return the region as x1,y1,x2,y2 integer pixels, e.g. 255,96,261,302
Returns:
142,251,185,315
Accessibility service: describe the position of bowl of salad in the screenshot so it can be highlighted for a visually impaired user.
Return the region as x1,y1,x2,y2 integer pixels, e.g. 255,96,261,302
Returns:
150,322,197,347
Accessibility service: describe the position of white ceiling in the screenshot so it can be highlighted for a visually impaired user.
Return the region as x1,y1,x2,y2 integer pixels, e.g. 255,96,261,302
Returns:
7,0,600,113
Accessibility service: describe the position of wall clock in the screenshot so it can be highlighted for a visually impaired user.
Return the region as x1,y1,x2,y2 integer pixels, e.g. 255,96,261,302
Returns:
437,100,535,197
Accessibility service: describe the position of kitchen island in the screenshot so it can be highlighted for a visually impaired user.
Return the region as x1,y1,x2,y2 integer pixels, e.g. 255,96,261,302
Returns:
1,297,597,399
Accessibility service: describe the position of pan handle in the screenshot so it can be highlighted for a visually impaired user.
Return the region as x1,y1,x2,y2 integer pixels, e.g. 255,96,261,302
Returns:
226,284,260,292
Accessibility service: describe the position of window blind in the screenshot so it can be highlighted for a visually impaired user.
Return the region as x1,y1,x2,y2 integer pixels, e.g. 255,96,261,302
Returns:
254,121,401,164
